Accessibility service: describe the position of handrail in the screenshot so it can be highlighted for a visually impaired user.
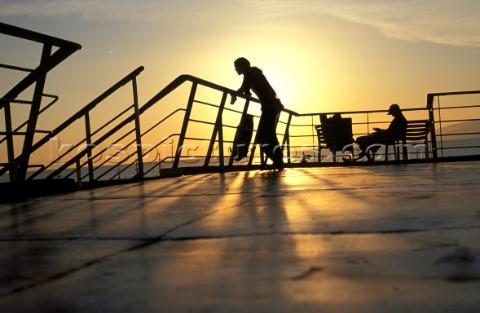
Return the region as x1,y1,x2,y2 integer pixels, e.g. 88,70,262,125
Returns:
26,103,136,179
42,74,231,180
138,74,259,116
427,90,480,97
39,73,263,183
294,106,428,118
26,67,145,180
31,67,144,153
0,22,81,50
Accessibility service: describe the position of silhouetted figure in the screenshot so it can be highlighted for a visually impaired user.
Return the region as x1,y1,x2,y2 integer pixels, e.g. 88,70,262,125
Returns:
231,57,284,170
354,104,407,161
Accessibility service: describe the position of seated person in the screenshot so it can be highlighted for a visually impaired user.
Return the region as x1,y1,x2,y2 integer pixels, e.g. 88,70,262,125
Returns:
353,104,407,161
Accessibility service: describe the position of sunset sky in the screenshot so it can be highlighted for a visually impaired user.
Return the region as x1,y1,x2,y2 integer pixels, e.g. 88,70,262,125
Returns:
2,0,480,115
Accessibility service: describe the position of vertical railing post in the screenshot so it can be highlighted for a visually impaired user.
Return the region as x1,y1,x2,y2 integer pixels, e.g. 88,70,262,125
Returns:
204,92,228,168
218,112,225,167
17,43,52,181
282,112,293,164
84,112,95,183
173,82,197,168
132,77,144,179
366,112,370,134
3,102,17,181
76,160,82,186
426,93,437,159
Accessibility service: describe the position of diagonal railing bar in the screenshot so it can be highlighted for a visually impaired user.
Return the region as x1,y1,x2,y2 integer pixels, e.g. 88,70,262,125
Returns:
88,104,135,138
57,73,259,184
93,149,139,182
0,22,81,49
33,102,136,179
54,107,187,182
0,94,59,145
7,67,145,180
86,108,188,182
29,67,144,153
81,127,138,181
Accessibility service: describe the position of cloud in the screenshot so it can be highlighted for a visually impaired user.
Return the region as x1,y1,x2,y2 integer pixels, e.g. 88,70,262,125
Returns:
313,0,480,47
1,0,479,47
0,0,213,23
228,0,480,47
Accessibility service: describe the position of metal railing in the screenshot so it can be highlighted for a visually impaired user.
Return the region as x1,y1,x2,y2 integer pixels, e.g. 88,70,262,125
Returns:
282,106,434,163
3,23,480,189
34,72,437,186
12,72,267,185
5,71,480,186
0,22,82,181
26,66,145,184
8,66,480,186
427,90,480,159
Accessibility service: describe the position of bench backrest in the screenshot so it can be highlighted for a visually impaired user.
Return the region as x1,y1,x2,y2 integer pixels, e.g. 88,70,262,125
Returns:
404,120,429,142
315,125,329,149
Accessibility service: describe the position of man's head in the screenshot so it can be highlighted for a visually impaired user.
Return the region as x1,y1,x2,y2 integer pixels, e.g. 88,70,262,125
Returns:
387,104,402,117
234,57,250,75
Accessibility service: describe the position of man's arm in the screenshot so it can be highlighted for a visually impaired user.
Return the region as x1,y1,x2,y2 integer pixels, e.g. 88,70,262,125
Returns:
237,80,251,96
231,75,251,104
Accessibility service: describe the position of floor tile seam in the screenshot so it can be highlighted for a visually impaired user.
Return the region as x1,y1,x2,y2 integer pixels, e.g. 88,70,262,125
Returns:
1,224,478,243
1,182,473,205
49,192,254,201
162,224,480,242
0,237,150,242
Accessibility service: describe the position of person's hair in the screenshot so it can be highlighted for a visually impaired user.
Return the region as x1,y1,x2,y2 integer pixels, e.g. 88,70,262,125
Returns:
234,57,250,70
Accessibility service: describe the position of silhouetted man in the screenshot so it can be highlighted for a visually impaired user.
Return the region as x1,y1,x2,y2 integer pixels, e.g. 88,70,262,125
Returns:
354,103,407,161
231,57,284,170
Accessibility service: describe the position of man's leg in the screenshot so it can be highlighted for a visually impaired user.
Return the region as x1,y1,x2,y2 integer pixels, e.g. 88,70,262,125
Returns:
259,111,284,169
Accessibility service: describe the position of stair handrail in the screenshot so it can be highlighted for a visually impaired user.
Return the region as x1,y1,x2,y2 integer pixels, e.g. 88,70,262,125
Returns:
32,66,145,153
25,67,145,180
41,74,259,181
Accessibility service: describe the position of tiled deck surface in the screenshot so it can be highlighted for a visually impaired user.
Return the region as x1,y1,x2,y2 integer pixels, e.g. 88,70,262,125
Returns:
1,162,480,313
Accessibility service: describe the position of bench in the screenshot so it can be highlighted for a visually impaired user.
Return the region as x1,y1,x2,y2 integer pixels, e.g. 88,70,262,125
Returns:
385,119,430,161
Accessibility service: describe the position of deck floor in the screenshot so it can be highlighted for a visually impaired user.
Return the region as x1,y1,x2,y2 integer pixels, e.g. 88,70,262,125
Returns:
1,162,480,312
